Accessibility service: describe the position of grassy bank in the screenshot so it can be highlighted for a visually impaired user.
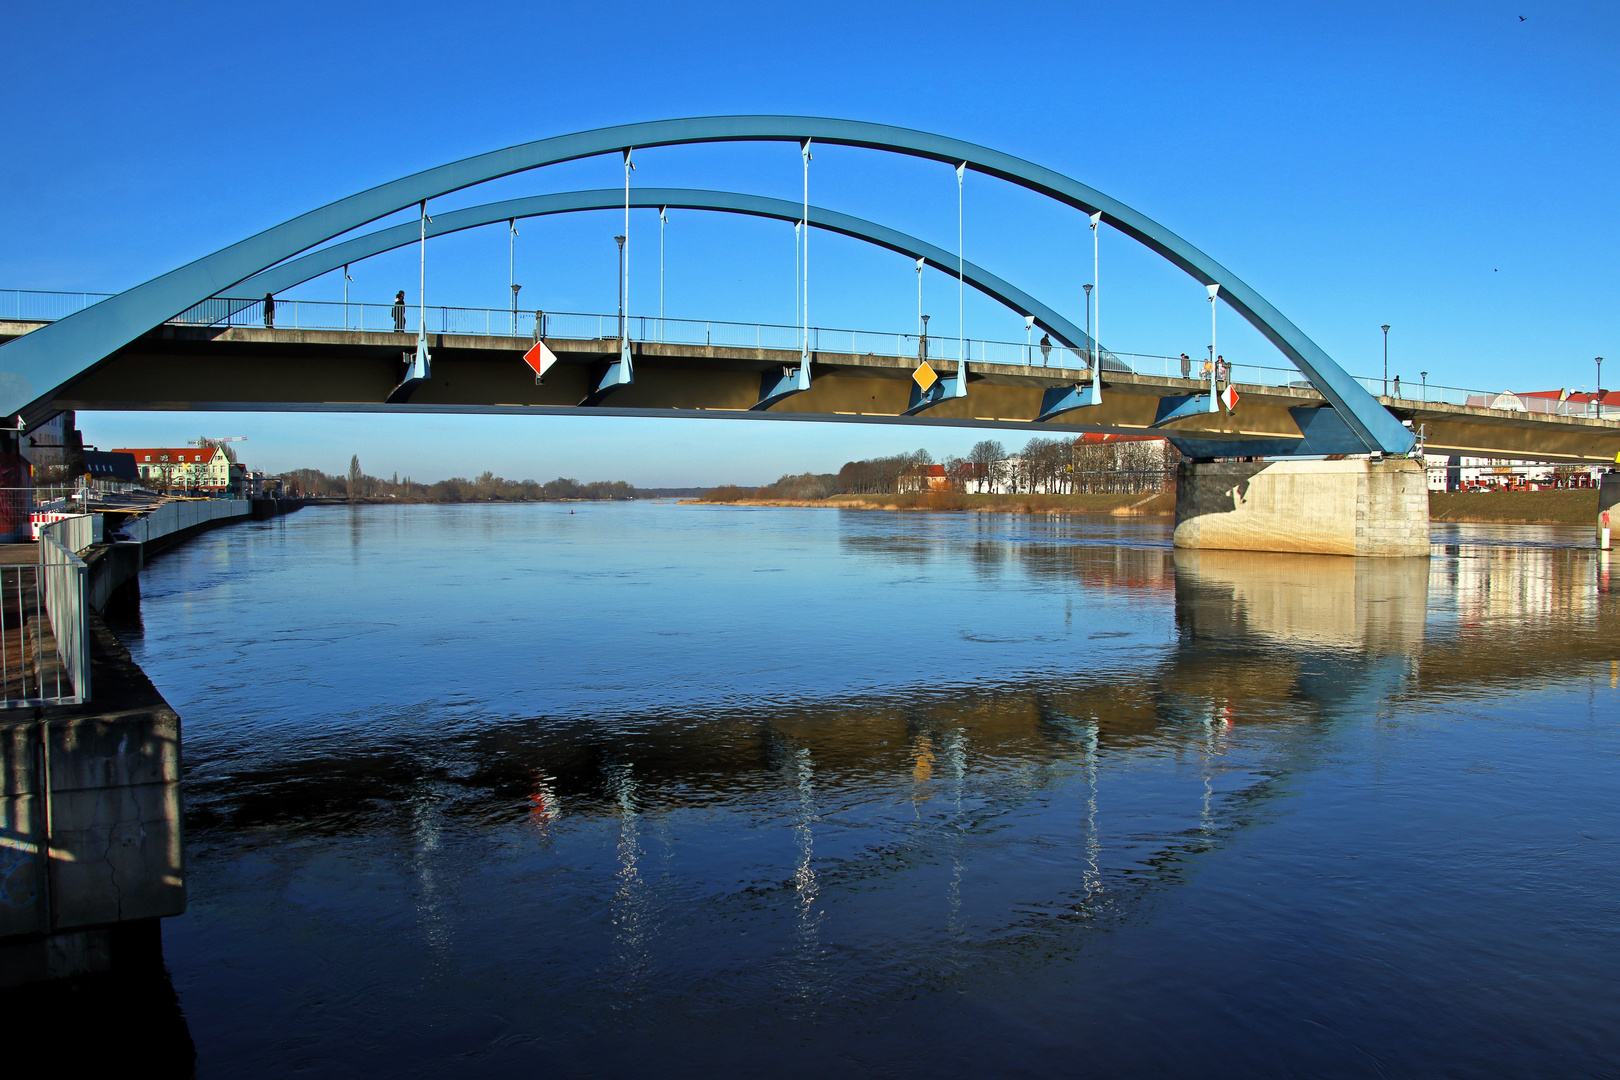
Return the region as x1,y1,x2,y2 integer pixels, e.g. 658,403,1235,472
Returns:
692,489,1177,516
692,486,1602,525
1429,489,1598,525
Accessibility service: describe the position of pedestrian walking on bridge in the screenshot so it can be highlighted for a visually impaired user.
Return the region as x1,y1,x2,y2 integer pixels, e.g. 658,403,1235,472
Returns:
1394,375,1402,398
1180,353,1191,379
392,291,407,333
262,293,275,329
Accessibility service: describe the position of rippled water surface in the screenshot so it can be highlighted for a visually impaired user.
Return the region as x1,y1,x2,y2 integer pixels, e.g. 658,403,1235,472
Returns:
113,504,1620,1077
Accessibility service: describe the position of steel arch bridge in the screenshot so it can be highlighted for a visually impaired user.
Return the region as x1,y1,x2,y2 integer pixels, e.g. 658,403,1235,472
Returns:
0,116,1415,457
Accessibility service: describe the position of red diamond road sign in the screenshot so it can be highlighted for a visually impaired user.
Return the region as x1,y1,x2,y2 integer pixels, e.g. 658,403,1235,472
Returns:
1221,384,1239,413
523,340,557,381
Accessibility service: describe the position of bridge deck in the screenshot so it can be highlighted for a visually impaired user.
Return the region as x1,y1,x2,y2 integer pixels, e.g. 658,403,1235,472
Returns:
4,320,1618,463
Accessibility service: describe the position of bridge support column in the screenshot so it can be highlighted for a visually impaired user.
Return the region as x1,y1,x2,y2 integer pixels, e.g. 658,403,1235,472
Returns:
1174,457,1429,557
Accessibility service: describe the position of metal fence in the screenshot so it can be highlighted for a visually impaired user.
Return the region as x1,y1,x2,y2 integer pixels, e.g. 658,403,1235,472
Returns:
0,516,92,708
4,287,1617,417
0,289,114,322
37,527,89,705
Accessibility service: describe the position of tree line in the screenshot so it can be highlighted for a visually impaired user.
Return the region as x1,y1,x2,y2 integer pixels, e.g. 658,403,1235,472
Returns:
704,438,1178,501
277,457,637,502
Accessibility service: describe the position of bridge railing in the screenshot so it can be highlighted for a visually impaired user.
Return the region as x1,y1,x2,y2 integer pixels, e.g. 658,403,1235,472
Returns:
1346,375,1618,419
0,289,115,323
0,516,93,708
3,289,1615,418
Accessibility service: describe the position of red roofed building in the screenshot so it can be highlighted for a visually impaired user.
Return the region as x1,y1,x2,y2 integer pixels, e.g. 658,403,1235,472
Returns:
898,463,951,492
114,446,232,492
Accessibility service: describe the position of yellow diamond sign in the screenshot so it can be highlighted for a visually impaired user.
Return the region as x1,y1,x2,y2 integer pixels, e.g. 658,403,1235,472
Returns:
913,361,938,392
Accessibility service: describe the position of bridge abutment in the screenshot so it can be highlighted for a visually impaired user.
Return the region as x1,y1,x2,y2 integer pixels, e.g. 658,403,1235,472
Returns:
1174,457,1430,557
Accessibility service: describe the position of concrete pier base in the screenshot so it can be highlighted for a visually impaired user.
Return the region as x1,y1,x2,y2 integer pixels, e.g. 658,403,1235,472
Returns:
1174,457,1430,557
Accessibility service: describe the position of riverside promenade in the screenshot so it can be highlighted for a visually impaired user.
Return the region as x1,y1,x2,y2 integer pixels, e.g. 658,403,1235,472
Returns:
0,496,301,986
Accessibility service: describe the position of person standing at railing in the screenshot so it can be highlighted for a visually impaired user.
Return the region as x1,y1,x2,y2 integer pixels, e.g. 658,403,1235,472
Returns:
1181,353,1192,379
1215,355,1228,388
392,291,407,333
263,293,275,329
1393,375,1402,399
1039,334,1052,365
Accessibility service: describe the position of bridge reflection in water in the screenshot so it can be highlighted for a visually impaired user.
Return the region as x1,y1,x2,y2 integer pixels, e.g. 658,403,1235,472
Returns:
101,511,1618,1074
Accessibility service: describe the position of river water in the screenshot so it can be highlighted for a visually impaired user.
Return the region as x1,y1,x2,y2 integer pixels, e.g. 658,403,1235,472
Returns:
111,503,1618,1077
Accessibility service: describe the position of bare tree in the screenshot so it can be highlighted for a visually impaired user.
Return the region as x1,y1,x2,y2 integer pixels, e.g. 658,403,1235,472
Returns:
195,436,239,464
968,439,1005,493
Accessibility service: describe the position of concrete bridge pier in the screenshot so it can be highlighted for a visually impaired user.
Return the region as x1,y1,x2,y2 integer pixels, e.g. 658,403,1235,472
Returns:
1173,457,1430,557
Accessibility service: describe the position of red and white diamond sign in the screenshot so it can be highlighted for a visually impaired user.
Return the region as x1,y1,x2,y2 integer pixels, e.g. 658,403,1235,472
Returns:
1221,384,1239,413
523,340,557,381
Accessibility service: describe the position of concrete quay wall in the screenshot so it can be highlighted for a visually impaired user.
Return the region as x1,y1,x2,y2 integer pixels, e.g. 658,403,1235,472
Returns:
1174,458,1430,557
0,615,184,987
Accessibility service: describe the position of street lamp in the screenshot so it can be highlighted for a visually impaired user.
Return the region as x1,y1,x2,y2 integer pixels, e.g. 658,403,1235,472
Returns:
614,235,626,349
1382,325,1391,396
916,258,924,342
1598,357,1605,417
1420,370,1428,402
1083,283,1093,370
509,219,520,335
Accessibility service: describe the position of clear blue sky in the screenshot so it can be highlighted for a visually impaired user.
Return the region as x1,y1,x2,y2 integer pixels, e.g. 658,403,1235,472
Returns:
3,0,1614,485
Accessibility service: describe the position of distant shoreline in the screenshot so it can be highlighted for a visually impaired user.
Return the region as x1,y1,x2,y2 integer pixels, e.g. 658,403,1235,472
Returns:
683,491,1177,516
683,488,1602,526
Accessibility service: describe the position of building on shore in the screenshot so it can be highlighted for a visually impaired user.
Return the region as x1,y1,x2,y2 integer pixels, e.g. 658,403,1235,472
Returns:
81,450,141,493
114,446,233,493
897,464,952,493
1420,453,1605,492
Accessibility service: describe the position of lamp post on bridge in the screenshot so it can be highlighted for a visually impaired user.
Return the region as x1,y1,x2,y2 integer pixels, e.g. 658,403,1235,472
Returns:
1598,357,1605,418
1083,283,1092,371
916,258,924,344
1382,324,1391,397
615,235,626,353
509,218,520,336
1421,370,1428,402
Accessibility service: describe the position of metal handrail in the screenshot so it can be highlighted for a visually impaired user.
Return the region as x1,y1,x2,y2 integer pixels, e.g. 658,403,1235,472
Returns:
37,529,88,705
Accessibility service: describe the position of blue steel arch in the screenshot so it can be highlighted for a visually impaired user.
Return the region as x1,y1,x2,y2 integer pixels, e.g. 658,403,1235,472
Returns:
233,187,1107,362
0,116,1410,452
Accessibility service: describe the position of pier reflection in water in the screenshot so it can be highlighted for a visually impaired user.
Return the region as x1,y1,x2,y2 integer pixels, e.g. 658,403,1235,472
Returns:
111,506,1617,1077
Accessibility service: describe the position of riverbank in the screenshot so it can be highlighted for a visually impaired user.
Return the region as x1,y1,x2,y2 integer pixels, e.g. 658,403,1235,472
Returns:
689,490,1179,515
1429,489,1598,525
691,486,1604,524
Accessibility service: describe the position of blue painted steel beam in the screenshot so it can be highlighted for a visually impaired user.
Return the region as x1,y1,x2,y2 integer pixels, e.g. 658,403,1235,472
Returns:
582,357,634,406
1164,406,1376,459
0,116,1410,454
1035,382,1103,423
753,363,811,410
902,370,967,416
1150,394,1215,427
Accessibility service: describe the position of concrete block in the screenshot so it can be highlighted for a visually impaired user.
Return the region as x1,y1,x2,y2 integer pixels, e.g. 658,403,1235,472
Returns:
48,713,180,793
47,780,183,928
1174,458,1430,557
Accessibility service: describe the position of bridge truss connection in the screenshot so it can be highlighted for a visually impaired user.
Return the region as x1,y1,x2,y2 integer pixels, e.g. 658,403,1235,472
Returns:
4,115,1612,463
